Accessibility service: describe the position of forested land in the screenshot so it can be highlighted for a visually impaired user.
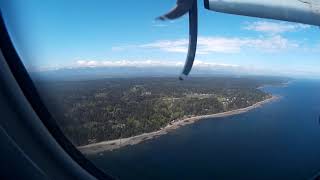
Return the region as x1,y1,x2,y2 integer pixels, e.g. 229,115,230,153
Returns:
35,76,287,146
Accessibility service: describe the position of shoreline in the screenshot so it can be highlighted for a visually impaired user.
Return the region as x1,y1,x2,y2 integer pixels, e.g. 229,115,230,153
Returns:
78,95,280,155
257,80,293,90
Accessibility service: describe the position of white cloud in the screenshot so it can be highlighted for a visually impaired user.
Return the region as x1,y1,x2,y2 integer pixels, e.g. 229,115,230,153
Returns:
76,59,181,68
113,21,307,55
141,39,189,53
74,59,239,69
77,60,99,66
243,35,299,51
193,60,239,68
244,21,310,34
139,35,298,54
71,59,318,77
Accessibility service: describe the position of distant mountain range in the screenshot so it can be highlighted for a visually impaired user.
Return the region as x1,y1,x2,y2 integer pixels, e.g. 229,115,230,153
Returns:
31,66,280,81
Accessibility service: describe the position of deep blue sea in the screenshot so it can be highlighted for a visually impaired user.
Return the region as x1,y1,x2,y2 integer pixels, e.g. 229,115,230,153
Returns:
88,80,320,180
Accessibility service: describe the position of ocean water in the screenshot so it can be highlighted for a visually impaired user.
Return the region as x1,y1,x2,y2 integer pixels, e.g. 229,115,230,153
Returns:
87,80,320,180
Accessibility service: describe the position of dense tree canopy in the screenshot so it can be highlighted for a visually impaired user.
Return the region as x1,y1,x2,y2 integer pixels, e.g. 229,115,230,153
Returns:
35,76,286,146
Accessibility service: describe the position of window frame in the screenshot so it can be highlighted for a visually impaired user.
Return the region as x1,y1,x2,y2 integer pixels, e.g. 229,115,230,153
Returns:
0,14,114,180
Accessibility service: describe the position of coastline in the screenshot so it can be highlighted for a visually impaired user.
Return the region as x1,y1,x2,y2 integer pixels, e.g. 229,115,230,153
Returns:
257,80,293,90
78,95,280,155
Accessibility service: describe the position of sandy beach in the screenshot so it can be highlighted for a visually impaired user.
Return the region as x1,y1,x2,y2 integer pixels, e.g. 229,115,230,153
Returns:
78,95,280,155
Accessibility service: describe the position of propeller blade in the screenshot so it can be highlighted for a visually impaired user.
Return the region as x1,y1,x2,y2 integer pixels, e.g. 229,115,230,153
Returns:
157,0,194,20
179,0,198,80
157,0,198,80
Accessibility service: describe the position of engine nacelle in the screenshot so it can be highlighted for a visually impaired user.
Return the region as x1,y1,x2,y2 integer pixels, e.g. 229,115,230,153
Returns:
205,0,320,26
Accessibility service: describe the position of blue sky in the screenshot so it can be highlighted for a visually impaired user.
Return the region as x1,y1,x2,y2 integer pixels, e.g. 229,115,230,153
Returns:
1,0,320,78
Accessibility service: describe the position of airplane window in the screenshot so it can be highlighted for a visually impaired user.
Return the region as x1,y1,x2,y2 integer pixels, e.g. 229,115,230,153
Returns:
2,0,320,179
